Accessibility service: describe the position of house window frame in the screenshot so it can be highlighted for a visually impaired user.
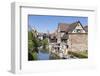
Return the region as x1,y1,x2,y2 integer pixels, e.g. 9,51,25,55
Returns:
76,29,81,33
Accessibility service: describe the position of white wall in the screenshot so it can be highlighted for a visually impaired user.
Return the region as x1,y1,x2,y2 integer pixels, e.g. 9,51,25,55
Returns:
0,0,100,76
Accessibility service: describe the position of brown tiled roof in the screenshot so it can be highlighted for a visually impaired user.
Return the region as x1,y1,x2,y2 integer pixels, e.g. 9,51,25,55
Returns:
58,21,80,32
58,21,86,33
84,26,88,32
68,22,78,32
58,23,70,32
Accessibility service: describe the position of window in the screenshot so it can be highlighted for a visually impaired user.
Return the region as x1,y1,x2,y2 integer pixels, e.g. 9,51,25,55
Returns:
76,29,81,33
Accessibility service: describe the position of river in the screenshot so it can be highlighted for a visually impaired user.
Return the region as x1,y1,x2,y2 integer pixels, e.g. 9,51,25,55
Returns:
37,51,50,60
37,50,77,60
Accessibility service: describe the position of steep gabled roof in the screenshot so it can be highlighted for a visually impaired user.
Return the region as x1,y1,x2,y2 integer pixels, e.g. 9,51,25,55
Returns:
68,21,79,32
58,23,70,32
58,21,86,33
84,26,88,32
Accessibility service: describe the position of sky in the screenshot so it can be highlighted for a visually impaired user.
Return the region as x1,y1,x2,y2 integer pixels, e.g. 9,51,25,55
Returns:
28,15,88,33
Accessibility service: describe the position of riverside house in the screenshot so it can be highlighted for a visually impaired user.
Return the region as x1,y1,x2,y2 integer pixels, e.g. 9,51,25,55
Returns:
49,21,88,55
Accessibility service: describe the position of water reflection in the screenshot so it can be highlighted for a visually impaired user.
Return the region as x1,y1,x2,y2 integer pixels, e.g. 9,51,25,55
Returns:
38,51,49,60
37,50,78,60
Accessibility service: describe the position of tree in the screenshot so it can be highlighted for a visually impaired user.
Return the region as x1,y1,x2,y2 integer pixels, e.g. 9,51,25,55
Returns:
42,38,49,51
28,30,39,60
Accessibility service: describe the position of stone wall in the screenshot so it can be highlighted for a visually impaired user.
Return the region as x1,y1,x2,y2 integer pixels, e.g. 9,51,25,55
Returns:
68,33,88,51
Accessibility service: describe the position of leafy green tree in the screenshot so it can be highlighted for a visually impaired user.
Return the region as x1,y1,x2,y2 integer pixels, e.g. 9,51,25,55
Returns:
28,31,39,60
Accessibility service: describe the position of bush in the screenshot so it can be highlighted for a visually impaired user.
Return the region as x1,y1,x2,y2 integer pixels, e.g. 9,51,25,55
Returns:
28,51,38,60
68,51,88,58
49,53,60,60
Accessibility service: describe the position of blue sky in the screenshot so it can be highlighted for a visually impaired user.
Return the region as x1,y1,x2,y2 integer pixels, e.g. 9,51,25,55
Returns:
28,15,88,33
